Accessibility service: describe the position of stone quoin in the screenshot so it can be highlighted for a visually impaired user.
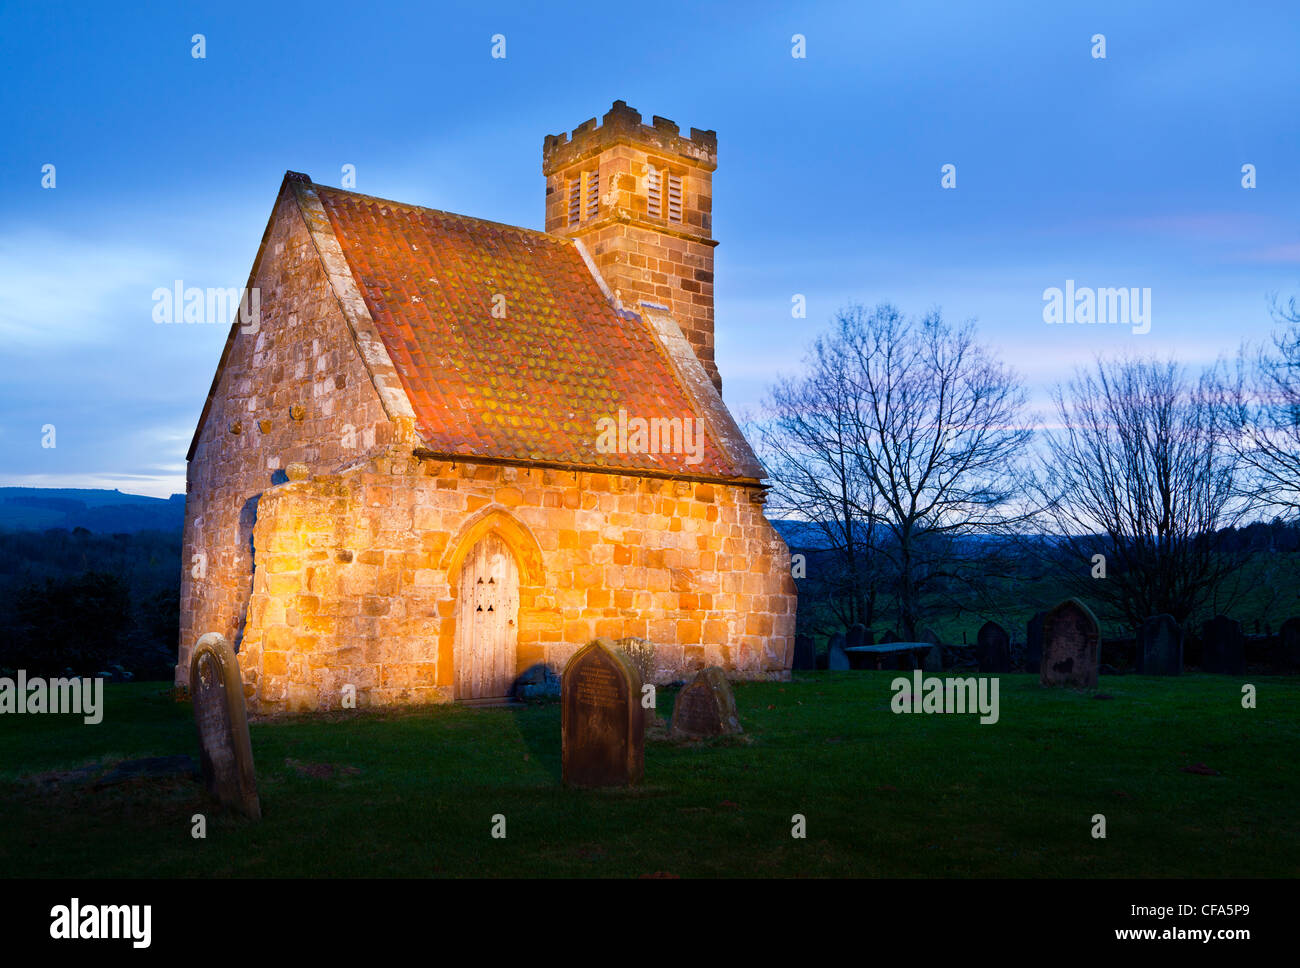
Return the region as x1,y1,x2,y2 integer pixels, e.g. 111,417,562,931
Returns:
177,102,797,713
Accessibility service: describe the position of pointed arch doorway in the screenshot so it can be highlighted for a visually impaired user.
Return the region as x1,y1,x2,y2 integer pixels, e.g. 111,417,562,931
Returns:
454,532,520,700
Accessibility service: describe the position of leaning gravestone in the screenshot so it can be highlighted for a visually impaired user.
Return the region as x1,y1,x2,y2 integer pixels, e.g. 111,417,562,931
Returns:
1040,599,1101,689
670,666,743,740
189,632,260,819
792,633,816,671
562,638,644,787
1279,617,1300,672
976,621,1012,673
1201,615,1245,675
1137,614,1182,676
1025,611,1046,674
828,632,850,671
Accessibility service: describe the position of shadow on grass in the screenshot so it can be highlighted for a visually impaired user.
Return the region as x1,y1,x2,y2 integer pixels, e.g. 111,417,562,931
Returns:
509,702,563,783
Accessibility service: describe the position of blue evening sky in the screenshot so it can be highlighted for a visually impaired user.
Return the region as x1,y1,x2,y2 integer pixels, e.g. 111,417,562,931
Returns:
2,0,1297,497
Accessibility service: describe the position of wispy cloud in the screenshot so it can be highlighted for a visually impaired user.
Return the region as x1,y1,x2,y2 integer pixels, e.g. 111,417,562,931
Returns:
0,230,173,348
1229,242,1300,265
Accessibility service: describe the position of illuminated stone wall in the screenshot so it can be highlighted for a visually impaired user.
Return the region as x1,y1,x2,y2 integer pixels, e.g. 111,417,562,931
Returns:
177,187,397,684
235,447,796,713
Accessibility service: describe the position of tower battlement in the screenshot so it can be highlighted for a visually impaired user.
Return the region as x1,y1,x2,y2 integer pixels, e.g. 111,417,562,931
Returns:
543,101,722,393
543,100,717,175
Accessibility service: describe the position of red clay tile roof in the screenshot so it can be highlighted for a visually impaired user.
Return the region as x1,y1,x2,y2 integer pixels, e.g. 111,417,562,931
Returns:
312,184,757,480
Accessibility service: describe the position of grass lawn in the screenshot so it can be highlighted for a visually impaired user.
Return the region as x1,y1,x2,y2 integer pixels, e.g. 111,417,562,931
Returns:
2,673,1297,878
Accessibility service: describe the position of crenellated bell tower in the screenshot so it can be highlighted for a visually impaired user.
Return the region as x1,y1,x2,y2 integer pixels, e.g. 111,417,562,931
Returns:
543,100,722,393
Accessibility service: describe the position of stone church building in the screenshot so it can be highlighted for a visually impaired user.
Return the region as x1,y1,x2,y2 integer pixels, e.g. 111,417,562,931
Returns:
177,101,797,713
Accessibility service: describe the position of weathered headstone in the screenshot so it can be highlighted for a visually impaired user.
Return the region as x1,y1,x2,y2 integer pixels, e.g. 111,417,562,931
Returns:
1025,611,1046,674
879,631,899,644
828,632,850,671
189,632,260,819
669,666,742,740
921,628,944,672
1201,615,1245,675
792,633,816,671
976,621,1012,673
562,638,644,787
846,624,870,669
1040,599,1101,689
1137,614,1182,676
1279,617,1300,672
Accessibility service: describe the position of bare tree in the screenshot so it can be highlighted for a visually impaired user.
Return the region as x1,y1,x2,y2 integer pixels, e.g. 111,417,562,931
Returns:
1219,293,1300,516
836,305,1033,638
1035,356,1248,628
756,328,880,630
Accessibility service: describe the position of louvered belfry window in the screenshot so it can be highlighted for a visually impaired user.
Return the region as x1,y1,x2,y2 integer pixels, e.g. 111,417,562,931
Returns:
568,177,581,226
585,169,599,220
647,168,662,218
667,172,683,223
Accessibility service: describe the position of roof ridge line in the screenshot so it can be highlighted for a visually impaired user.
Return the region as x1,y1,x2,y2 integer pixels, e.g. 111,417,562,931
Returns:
306,177,565,246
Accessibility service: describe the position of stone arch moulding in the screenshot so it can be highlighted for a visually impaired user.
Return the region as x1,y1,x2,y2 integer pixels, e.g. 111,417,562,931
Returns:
441,505,546,590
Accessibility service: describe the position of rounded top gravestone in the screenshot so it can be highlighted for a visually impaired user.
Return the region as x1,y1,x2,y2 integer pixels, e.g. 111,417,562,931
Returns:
1137,614,1183,676
1025,611,1046,674
792,633,817,671
669,666,742,740
1040,599,1101,689
828,632,850,671
189,632,260,820
921,628,945,672
561,638,645,788
1200,615,1245,675
976,621,1011,674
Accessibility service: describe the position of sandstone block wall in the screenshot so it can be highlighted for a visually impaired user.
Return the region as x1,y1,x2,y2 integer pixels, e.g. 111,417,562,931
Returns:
236,448,796,713
178,188,395,682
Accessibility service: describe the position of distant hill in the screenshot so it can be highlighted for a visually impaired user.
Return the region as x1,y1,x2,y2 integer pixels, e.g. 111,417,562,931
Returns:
0,488,185,534
771,519,833,549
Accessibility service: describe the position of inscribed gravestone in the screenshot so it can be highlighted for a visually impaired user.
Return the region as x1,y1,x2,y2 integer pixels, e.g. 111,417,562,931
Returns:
1201,615,1245,675
1137,614,1182,676
669,666,743,739
828,632,850,671
976,621,1012,673
189,632,260,819
562,638,644,787
1025,611,1046,674
1040,599,1101,689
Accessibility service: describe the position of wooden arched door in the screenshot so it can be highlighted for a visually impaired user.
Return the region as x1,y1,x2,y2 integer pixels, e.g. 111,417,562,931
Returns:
455,533,520,699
